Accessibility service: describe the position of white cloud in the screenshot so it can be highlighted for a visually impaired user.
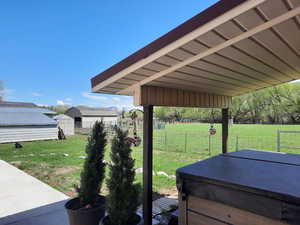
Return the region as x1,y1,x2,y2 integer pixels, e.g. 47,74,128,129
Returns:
55,98,72,106
112,97,120,102
57,100,66,106
0,88,15,101
111,103,136,111
0,88,14,95
32,92,42,97
81,92,108,101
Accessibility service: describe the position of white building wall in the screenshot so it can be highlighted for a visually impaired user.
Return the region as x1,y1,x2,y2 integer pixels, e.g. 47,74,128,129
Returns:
54,115,74,136
0,126,58,144
102,117,118,123
81,116,118,128
57,119,74,136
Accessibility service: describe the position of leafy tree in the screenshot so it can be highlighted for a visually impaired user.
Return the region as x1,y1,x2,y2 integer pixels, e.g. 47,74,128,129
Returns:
231,95,248,123
155,107,169,122
77,120,107,207
265,86,286,123
245,91,266,123
106,128,141,225
289,83,300,122
153,82,300,124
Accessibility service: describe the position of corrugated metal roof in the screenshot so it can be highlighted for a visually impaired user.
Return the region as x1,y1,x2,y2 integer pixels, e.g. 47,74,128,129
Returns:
0,107,57,114
76,106,118,116
53,114,73,120
0,112,57,126
0,101,37,108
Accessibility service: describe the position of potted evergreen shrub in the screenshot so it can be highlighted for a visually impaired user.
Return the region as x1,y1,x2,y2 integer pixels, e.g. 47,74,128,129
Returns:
65,121,107,225
100,128,143,225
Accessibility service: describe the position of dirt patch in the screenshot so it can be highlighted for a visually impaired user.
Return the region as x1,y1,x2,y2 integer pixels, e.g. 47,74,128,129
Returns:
55,166,80,175
64,189,77,197
158,188,178,199
10,161,22,167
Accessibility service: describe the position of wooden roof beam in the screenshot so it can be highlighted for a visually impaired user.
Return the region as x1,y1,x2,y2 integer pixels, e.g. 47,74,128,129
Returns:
133,85,232,108
92,0,266,93
120,6,300,95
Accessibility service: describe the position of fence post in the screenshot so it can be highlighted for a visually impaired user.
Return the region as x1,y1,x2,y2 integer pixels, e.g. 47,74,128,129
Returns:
165,132,167,152
277,130,280,152
235,136,239,152
208,135,211,156
184,132,187,153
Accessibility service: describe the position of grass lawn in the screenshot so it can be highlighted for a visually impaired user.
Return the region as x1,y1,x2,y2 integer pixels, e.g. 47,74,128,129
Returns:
1,123,300,197
153,123,300,155
0,135,198,197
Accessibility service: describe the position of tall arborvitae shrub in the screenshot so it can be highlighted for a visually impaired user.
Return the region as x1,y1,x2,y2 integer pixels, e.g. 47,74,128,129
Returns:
77,120,107,208
106,128,141,225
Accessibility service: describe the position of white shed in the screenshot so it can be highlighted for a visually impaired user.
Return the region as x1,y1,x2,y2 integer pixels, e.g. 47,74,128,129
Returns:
0,101,58,144
54,114,74,136
0,112,58,144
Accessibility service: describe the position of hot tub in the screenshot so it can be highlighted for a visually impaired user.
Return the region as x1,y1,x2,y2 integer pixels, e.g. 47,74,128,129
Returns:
176,150,300,225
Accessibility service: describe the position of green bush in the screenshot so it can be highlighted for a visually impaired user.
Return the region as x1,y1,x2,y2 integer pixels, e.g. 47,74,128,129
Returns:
77,121,107,207
106,128,141,225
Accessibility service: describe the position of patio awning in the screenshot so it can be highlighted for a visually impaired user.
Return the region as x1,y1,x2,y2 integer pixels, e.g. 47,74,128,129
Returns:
91,0,300,108
89,2,300,224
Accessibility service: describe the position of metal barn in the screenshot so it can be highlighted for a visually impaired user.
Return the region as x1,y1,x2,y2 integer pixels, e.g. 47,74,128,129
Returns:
65,106,118,128
0,102,58,144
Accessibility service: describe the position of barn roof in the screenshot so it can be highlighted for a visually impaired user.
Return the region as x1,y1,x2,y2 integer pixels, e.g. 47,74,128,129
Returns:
53,114,74,120
74,106,118,117
0,101,37,108
0,107,57,115
0,101,57,115
0,112,57,126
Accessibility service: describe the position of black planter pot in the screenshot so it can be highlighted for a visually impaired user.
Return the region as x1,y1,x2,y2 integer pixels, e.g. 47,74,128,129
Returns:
65,195,105,225
99,214,143,225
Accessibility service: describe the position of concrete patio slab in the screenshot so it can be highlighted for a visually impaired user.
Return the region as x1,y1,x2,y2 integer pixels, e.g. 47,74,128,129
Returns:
0,160,176,225
0,160,69,225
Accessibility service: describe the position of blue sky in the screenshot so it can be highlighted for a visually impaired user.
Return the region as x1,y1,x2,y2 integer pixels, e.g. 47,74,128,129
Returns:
0,0,219,109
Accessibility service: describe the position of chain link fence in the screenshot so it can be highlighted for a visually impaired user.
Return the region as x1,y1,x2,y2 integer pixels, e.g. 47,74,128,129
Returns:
125,130,300,156
78,126,300,156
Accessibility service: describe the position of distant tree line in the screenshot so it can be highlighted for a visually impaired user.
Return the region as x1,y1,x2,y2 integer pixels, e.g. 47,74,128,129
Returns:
41,105,70,114
154,82,300,124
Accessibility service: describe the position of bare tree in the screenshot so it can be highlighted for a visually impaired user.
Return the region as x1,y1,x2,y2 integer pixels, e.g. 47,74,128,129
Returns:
0,81,4,101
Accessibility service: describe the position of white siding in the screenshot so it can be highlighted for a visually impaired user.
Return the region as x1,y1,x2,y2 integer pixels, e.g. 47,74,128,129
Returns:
102,117,118,123
82,117,101,128
55,115,74,136
0,126,58,144
57,120,74,136
82,117,117,128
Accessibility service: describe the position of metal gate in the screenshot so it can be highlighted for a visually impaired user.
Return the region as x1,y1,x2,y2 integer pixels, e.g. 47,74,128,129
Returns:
277,130,300,152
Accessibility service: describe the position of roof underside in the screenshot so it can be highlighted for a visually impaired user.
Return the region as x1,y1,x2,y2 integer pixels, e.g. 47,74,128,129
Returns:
91,0,300,97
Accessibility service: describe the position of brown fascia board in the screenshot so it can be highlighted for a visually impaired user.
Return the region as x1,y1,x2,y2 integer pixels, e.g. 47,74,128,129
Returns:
91,0,247,89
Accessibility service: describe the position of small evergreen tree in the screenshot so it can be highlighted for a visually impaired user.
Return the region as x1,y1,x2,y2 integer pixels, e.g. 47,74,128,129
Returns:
77,120,107,208
106,128,141,225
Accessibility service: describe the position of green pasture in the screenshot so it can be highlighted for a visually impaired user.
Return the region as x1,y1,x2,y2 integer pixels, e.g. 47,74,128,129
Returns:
1,123,300,197
151,123,300,155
